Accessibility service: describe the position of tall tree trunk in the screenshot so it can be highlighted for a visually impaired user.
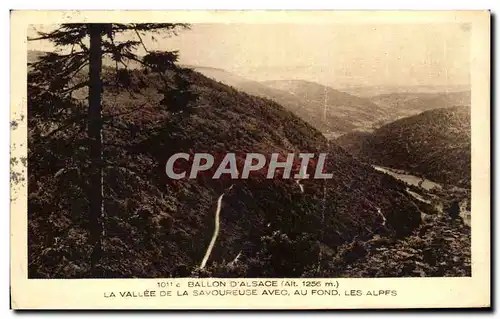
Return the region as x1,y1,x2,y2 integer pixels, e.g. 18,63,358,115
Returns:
87,24,104,276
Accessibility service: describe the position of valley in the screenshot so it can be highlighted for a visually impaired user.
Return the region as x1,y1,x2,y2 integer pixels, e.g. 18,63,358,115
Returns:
372,165,470,226
323,163,471,278
27,49,472,279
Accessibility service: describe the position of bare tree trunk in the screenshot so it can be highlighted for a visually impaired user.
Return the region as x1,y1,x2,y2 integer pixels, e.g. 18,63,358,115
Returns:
87,24,104,276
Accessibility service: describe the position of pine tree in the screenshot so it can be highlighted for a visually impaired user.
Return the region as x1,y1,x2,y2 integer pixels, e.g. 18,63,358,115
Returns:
29,23,192,276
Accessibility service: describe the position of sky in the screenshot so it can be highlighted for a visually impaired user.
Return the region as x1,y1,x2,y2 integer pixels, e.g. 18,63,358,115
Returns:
28,23,471,87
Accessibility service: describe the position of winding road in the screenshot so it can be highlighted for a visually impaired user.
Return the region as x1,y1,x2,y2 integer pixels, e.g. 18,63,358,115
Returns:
200,184,234,269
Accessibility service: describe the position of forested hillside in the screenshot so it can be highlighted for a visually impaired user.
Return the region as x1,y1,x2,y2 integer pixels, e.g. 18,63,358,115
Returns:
28,52,425,278
337,106,471,188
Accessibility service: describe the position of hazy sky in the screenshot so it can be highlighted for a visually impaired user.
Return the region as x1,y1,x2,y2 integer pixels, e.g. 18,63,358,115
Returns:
28,23,470,87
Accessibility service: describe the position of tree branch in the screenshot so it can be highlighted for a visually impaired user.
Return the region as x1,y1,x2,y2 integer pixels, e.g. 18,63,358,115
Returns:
134,29,150,53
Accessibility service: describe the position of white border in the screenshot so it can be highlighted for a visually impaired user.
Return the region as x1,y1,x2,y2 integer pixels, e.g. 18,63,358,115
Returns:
3,1,497,318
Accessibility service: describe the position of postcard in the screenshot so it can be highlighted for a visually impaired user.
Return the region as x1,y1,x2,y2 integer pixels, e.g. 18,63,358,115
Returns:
10,10,490,309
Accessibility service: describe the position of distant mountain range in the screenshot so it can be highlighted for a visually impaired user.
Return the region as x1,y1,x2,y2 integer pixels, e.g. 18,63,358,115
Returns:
339,84,471,98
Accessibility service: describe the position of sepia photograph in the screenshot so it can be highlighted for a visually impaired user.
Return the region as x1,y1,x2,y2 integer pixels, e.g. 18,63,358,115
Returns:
10,10,490,309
